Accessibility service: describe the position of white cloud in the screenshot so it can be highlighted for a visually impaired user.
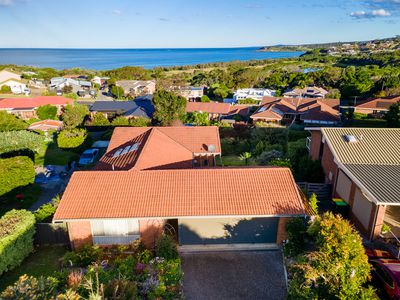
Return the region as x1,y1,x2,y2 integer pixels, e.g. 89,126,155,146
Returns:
112,9,122,15
351,8,391,18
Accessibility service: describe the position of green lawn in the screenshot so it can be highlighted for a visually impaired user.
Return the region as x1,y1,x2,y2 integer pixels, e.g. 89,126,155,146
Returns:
0,246,68,292
35,142,79,166
221,155,257,167
0,184,42,217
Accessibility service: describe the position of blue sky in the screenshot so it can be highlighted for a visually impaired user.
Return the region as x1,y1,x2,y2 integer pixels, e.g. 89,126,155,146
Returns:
0,0,399,48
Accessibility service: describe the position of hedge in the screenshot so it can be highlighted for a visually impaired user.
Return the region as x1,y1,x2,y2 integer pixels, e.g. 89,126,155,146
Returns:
0,130,44,155
57,128,88,149
0,209,36,276
36,104,57,120
0,156,35,197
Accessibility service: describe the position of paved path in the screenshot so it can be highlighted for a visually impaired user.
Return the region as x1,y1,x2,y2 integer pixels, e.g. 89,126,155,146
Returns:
181,250,287,300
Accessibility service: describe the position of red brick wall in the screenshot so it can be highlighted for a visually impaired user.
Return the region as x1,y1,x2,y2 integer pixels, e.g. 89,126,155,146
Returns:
67,221,92,250
276,217,291,245
369,204,386,240
309,130,322,161
139,219,165,249
321,143,338,186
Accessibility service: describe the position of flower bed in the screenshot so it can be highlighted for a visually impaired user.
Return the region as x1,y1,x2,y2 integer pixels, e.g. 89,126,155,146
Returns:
1,235,183,299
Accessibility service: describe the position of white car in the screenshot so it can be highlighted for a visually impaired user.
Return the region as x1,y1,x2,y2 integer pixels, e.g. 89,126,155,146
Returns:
78,148,99,166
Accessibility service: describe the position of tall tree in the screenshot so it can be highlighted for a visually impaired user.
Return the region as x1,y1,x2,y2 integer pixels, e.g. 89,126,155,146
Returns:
153,90,186,126
385,102,400,128
62,104,89,129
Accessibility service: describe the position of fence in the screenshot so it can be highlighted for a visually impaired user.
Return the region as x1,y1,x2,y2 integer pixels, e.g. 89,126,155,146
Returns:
297,182,332,201
35,223,69,246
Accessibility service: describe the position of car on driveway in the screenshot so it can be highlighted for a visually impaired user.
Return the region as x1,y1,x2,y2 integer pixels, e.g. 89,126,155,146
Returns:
78,148,99,166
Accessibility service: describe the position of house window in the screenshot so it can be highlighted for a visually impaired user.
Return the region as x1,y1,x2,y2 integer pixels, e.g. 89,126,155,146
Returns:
91,219,139,245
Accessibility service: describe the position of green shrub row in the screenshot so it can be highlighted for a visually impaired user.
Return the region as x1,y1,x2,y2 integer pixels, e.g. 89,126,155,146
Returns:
0,156,35,197
0,209,36,276
57,128,88,149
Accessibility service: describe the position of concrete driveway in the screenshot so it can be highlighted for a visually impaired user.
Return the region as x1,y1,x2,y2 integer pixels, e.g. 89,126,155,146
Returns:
181,250,287,300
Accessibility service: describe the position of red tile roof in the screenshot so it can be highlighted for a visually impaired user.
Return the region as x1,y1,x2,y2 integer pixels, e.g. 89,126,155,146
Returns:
53,167,305,221
28,119,63,131
355,96,400,110
96,126,221,171
186,102,232,115
0,96,73,109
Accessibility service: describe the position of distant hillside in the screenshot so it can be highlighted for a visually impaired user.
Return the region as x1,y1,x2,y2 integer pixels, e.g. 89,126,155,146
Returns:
258,36,400,52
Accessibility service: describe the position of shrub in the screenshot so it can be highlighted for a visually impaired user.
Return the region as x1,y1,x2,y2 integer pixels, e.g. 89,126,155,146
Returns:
0,210,36,275
0,275,58,299
104,279,138,300
155,234,179,260
0,111,28,132
0,156,35,196
90,112,110,126
256,150,282,165
36,104,58,120
0,130,44,154
200,95,210,102
0,85,11,93
129,117,151,127
269,158,292,169
284,218,308,257
63,245,104,267
309,193,319,215
111,85,125,98
62,104,89,129
111,116,130,126
34,198,58,223
57,129,88,149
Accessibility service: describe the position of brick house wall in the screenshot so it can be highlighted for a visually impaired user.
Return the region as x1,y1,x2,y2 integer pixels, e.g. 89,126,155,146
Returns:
309,130,323,161
276,217,291,245
67,221,93,250
139,219,166,249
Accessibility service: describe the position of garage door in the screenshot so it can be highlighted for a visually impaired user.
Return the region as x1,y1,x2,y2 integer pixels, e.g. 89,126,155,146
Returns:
179,217,278,245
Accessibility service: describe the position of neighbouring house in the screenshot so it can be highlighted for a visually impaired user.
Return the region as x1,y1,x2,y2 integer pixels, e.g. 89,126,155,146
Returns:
251,97,340,126
354,96,400,117
0,96,73,119
0,70,21,82
89,99,154,119
50,77,92,94
91,76,109,86
116,80,156,97
283,86,329,99
0,78,28,94
307,127,400,240
53,126,306,250
28,119,63,132
173,86,205,101
185,101,233,120
232,88,276,103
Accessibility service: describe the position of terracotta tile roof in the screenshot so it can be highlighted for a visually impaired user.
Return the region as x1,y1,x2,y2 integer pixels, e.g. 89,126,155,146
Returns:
96,126,221,171
53,167,305,221
186,102,232,115
28,119,63,131
0,96,73,109
228,105,250,117
355,96,400,110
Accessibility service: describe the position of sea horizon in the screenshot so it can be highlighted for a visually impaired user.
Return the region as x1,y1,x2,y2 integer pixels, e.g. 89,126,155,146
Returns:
0,47,303,70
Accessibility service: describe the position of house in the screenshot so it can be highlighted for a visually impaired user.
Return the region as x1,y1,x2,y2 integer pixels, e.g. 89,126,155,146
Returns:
0,78,28,94
174,86,205,101
232,88,276,103
0,96,73,119
53,126,306,250
283,86,329,99
354,96,400,116
0,70,21,82
50,77,91,93
251,97,340,126
116,80,156,97
91,76,109,86
185,101,233,120
307,128,400,240
28,119,63,132
89,99,154,119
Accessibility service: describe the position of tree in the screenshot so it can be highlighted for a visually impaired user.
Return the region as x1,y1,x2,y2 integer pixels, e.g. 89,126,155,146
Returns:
111,116,130,126
325,88,341,99
153,90,186,126
62,104,89,129
90,112,110,126
184,112,209,126
36,105,57,120
57,129,88,149
309,193,319,214
385,102,400,128
129,117,151,127
288,212,373,299
62,85,73,94
0,111,28,132
0,85,11,94
111,85,125,99
239,152,252,166
200,95,211,102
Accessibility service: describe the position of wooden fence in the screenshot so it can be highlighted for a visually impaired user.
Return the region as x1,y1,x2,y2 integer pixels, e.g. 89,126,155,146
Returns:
297,182,332,201
35,223,69,246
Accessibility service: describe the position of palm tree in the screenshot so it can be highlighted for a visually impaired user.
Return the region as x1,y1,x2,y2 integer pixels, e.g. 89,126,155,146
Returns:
239,152,252,166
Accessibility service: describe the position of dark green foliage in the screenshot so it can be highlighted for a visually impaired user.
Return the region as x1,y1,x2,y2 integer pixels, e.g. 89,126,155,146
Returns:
385,102,400,128
284,218,307,257
0,111,28,132
0,130,44,155
57,128,88,149
111,85,125,98
104,66,151,80
62,245,104,267
62,104,89,129
237,98,259,104
129,117,151,127
0,85,11,93
0,156,35,196
34,196,60,223
90,112,110,126
269,159,292,169
0,210,36,275
297,157,325,182
155,234,179,260
111,116,130,126
184,112,210,126
200,95,210,102
153,90,187,126
256,150,283,165
36,105,57,120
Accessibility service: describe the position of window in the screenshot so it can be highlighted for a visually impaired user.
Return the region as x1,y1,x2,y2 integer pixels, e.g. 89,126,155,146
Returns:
91,219,139,236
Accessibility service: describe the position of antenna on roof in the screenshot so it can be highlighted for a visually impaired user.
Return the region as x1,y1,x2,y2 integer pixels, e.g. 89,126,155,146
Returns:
207,144,216,152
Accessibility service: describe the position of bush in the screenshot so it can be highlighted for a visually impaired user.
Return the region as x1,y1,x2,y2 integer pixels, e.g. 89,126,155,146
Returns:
256,150,282,165
0,210,36,275
111,85,125,98
0,275,58,299
34,196,60,223
62,104,89,129
129,117,151,127
0,111,28,132
57,129,88,149
0,85,11,93
36,105,58,120
200,95,210,102
155,234,179,260
111,116,130,126
0,130,44,155
284,218,308,257
90,112,110,126
0,156,35,196
63,245,104,267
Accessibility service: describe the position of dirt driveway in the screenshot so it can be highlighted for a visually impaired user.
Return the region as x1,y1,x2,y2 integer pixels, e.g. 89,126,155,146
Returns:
181,250,287,300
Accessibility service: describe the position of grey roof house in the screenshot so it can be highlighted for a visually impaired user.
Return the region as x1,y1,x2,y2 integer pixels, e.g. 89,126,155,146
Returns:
89,99,155,119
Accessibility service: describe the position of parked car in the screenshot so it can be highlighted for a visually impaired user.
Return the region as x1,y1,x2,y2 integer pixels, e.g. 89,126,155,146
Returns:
370,258,400,299
78,148,99,166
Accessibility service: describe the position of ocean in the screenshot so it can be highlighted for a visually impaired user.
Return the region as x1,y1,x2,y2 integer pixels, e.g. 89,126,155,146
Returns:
0,48,303,70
